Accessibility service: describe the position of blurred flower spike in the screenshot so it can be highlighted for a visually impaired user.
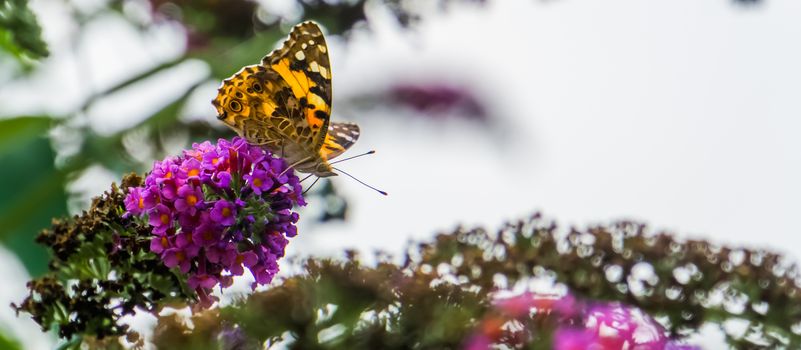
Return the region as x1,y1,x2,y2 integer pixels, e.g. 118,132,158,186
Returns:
467,290,701,350
125,137,305,306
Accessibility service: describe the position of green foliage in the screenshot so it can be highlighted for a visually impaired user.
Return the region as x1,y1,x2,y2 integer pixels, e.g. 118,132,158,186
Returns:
0,0,49,64
14,168,801,348
0,117,67,275
12,174,193,341
0,331,22,350
148,214,801,349
153,257,486,350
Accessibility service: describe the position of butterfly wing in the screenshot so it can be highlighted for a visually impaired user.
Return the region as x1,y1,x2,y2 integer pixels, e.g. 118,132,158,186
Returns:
322,122,360,160
262,21,332,153
213,21,333,160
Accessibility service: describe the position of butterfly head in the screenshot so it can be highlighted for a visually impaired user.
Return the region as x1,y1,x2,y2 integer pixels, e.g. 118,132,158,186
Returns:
313,163,338,178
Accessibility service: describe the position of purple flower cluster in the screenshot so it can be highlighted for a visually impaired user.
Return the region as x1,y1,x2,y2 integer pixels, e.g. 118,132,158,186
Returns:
124,137,304,305
466,291,701,350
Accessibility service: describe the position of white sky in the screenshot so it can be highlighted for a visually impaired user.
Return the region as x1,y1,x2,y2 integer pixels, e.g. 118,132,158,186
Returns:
2,0,801,349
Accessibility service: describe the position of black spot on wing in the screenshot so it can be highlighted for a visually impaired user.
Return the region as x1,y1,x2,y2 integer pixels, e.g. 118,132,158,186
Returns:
309,86,330,105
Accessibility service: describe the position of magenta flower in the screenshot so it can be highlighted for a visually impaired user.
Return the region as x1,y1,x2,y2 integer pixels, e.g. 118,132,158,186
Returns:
192,222,222,247
205,242,235,264
243,168,273,195
584,303,666,349
174,184,203,214
210,199,237,226
553,328,600,350
202,147,227,171
160,179,179,201
180,158,203,179
250,260,278,287
163,248,192,273
125,137,305,307
150,158,178,184
123,187,145,216
465,289,698,350
263,231,289,258
141,188,159,209
463,334,492,350
225,250,258,276
148,204,173,234
188,274,218,289
149,235,171,254
213,171,232,188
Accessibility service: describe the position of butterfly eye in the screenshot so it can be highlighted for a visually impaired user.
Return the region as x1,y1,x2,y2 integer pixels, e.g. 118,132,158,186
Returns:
229,100,242,112
252,82,263,93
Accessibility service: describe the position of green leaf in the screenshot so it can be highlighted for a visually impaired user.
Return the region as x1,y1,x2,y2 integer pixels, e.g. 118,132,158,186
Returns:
0,0,49,63
0,330,22,350
0,116,67,275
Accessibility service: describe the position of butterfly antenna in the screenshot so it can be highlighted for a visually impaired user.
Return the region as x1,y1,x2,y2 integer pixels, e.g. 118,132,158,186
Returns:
330,150,376,165
333,167,387,196
302,176,321,195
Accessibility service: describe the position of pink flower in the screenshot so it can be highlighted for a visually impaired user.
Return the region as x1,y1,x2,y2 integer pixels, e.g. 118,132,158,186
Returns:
583,303,666,349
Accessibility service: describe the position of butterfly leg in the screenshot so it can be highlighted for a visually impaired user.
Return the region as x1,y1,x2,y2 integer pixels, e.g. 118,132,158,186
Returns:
299,174,314,183
302,176,321,195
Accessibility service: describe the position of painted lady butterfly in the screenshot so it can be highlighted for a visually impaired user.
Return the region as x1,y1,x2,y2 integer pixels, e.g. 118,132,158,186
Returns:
213,21,359,178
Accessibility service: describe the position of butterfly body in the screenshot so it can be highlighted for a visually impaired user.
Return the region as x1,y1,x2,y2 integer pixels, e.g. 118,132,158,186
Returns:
213,21,360,178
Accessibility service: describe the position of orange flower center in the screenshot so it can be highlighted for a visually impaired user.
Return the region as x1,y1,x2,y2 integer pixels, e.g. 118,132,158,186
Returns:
203,230,213,241
212,158,219,165
160,236,169,248
165,171,172,179
138,197,144,209
186,194,198,206
176,251,185,262
160,213,170,225
188,168,200,177
253,178,262,187
222,207,231,217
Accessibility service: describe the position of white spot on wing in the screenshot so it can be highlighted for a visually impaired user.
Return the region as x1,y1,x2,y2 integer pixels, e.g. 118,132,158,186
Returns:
295,51,305,60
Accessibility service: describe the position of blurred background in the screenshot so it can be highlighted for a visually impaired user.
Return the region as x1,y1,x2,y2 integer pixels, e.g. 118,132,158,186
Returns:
1,0,800,348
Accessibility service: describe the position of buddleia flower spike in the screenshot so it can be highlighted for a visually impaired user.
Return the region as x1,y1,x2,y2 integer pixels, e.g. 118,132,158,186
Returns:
125,137,305,306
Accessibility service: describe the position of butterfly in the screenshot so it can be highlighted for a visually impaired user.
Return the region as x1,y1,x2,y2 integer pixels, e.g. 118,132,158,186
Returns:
213,21,359,178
